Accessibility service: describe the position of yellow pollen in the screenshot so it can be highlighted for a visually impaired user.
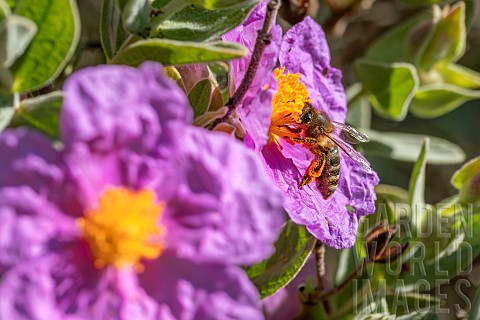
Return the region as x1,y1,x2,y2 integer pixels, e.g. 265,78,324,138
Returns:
269,67,311,142
77,187,165,272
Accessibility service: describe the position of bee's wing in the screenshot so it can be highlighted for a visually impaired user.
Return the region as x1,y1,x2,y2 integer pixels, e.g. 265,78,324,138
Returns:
331,121,370,144
325,133,372,174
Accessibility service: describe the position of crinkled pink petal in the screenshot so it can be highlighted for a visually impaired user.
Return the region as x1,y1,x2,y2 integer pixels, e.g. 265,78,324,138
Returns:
138,62,193,125
0,61,284,317
0,187,76,272
0,257,64,320
237,77,277,150
63,143,170,209
341,156,379,216
279,16,346,123
61,63,191,153
0,129,82,217
161,126,284,265
139,252,263,320
0,247,158,320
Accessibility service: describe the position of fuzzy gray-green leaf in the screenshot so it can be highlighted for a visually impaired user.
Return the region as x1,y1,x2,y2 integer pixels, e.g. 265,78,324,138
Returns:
246,220,316,298
10,91,62,138
10,0,80,92
112,39,247,66
153,3,256,42
356,60,419,121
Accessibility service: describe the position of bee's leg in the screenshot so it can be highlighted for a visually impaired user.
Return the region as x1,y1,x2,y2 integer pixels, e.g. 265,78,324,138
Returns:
289,137,318,144
282,136,296,145
298,153,326,189
281,136,317,146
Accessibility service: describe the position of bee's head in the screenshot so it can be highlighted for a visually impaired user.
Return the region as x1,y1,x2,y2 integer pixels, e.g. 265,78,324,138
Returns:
300,103,332,134
299,103,315,123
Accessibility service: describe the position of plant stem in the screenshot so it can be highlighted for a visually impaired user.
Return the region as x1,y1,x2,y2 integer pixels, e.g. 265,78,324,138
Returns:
225,0,281,112
316,259,368,301
13,92,20,110
314,241,332,315
314,241,326,292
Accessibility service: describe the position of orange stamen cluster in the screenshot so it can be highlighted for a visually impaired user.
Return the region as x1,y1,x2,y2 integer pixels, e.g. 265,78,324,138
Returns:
77,187,165,272
269,67,311,143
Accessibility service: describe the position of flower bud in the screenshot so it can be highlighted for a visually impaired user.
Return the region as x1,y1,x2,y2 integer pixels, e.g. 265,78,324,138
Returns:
364,220,407,263
412,2,466,71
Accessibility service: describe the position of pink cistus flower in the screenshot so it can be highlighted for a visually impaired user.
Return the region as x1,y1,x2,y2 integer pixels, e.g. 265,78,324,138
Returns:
224,5,379,249
0,62,284,319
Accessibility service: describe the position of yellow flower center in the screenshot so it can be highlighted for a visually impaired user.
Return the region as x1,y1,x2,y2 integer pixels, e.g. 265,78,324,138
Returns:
77,187,165,272
269,67,311,143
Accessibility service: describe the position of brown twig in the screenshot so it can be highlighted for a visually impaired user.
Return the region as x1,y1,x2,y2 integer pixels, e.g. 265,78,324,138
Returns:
211,0,280,129
226,0,281,110
314,241,332,314
316,258,368,301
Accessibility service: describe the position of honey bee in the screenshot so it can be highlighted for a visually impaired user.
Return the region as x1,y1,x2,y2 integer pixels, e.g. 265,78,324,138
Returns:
284,103,372,199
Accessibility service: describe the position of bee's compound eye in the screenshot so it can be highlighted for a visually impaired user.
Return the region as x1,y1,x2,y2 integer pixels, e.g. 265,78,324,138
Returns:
300,111,313,123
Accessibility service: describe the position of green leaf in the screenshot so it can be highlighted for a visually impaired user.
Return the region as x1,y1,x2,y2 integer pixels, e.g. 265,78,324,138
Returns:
399,0,441,4
408,138,429,207
208,61,229,93
451,157,480,190
100,0,129,61
188,79,212,118
362,130,465,165
400,204,480,291
176,64,224,114
10,91,62,138
385,293,441,315
188,0,259,10
376,184,410,205
3,0,14,10
409,83,480,119
469,286,480,320
0,14,37,68
334,245,361,286
346,83,371,129
364,12,428,63
435,63,480,89
397,311,439,320
374,184,410,224
0,91,13,130
418,3,466,70
295,290,329,320
152,3,256,42
246,220,316,298
193,106,227,127
352,296,391,320
356,60,419,121
10,0,80,93
208,79,224,111
0,0,10,20
112,39,248,66
117,0,150,35
408,5,441,66
450,156,480,204
176,64,210,93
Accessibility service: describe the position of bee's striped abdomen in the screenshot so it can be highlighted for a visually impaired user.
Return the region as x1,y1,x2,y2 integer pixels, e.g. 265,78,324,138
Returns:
317,146,340,199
